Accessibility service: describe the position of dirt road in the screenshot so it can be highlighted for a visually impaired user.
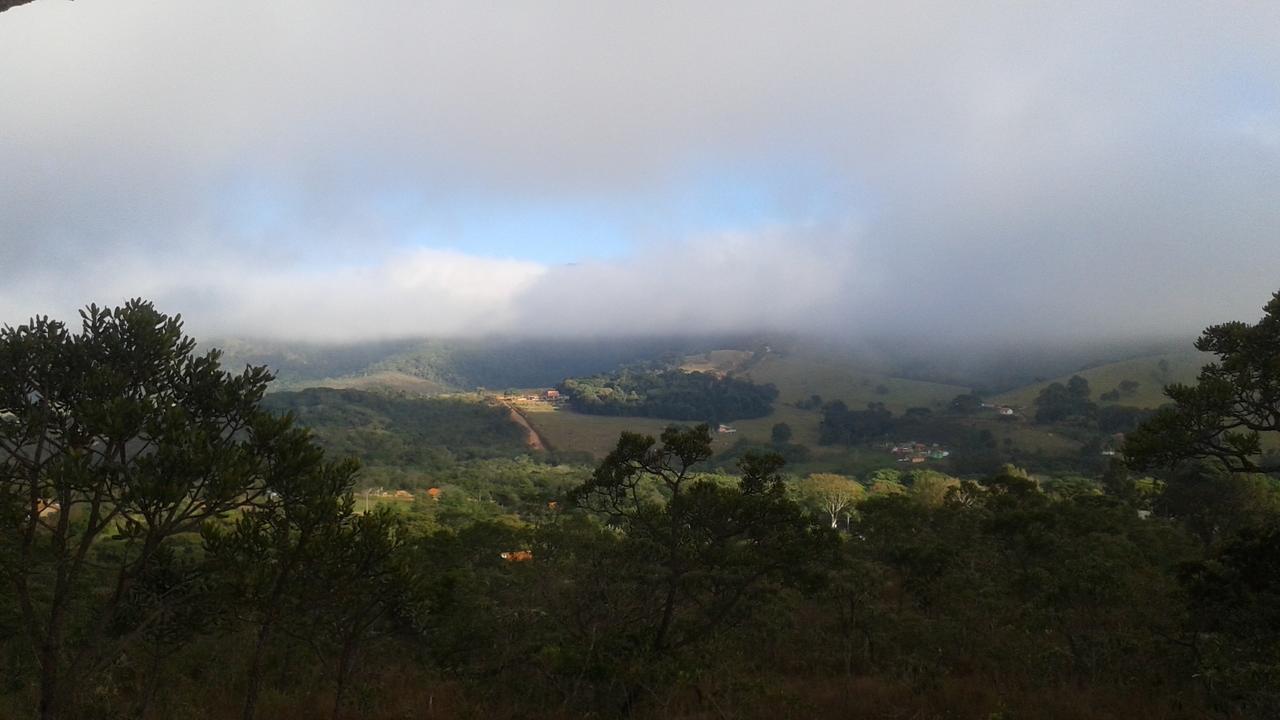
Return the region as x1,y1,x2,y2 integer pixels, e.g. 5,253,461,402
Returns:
500,401,548,451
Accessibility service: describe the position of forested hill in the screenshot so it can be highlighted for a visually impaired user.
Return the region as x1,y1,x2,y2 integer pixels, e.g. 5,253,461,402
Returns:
558,369,778,422
261,388,528,467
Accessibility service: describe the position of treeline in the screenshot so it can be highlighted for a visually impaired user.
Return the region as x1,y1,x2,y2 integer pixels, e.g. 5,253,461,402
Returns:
1032,374,1154,433
817,400,894,445
558,368,778,422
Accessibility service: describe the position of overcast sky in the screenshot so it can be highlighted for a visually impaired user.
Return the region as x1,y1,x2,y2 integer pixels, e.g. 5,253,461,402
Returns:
2,1,1277,342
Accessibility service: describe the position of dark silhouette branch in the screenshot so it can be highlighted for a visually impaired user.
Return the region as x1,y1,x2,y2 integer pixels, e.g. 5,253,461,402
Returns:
0,0,57,14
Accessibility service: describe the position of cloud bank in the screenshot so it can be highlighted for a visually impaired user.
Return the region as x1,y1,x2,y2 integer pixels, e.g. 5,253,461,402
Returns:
1,1,1278,341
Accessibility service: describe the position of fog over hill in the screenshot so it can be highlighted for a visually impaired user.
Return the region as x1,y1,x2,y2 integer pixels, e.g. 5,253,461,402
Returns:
2,1,1277,344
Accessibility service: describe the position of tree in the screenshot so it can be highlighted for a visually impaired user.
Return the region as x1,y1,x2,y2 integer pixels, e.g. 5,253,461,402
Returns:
903,406,933,420
797,473,864,529
795,393,823,410
904,470,959,508
866,468,902,486
287,508,421,720
1180,524,1280,713
819,401,893,446
204,449,359,720
1034,375,1096,423
1067,375,1092,403
1150,461,1280,545
949,392,984,415
558,369,778,422
770,422,793,445
569,425,831,711
0,301,335,720
1127,291,1280,473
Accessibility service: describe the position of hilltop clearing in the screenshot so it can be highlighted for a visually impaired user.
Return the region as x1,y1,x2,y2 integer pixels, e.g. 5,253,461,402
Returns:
738,349,970,413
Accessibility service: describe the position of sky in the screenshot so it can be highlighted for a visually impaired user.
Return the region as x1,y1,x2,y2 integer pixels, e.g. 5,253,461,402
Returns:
1,0,1278,343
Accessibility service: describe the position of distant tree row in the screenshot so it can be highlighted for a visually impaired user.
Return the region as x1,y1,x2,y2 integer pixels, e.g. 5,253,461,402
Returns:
1100,378,1141,402
1032,375,1154,435
557,368,778,422
818,400,893,445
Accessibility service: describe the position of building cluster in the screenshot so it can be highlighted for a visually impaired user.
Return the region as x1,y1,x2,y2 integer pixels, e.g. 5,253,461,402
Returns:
514,389,565,404
889,442,951,464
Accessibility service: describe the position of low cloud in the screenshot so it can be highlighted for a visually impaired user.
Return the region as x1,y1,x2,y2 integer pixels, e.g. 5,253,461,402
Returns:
2,1,1278,342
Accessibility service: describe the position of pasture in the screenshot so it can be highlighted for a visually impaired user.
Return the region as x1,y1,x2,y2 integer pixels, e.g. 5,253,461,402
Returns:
994,350,1208,410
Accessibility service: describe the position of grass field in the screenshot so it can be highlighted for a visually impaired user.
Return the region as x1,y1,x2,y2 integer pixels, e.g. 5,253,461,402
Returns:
741,351,971,413
276,370,451,397
680,349,756,374
954,417,1083,454
519,349,1017,467
513,401,711,458
993,350,1208,410
517,399,915,474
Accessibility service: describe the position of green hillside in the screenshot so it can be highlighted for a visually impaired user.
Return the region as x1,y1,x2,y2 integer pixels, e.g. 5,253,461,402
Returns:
740,350,971,413
219,335,750,394
210,337,421,387
275,370,450,397
994,350,1208,410
262,388,528,469
521,347,971,462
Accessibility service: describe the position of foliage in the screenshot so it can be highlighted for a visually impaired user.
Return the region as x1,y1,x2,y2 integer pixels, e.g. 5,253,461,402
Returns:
1181,523,1280,714
902,469,959,507
1126,291,1280,473
568,424,834,709
795,473,865,528
1033,374,1096,423
262,389,527,468
949,392,984,415
558,369,777,422
203,449,359,720
818,400,893,446
1096,404,1153,434
13,296,1280,718
1152,461,1280,545
0,300,335,720
770,422,793,445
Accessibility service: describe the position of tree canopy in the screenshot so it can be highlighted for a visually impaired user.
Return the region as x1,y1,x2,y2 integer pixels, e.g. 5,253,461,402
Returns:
818,400,893,445
1126,291,1280,473
1033,375,1096,423
558,368,777,422
0,300,353,720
